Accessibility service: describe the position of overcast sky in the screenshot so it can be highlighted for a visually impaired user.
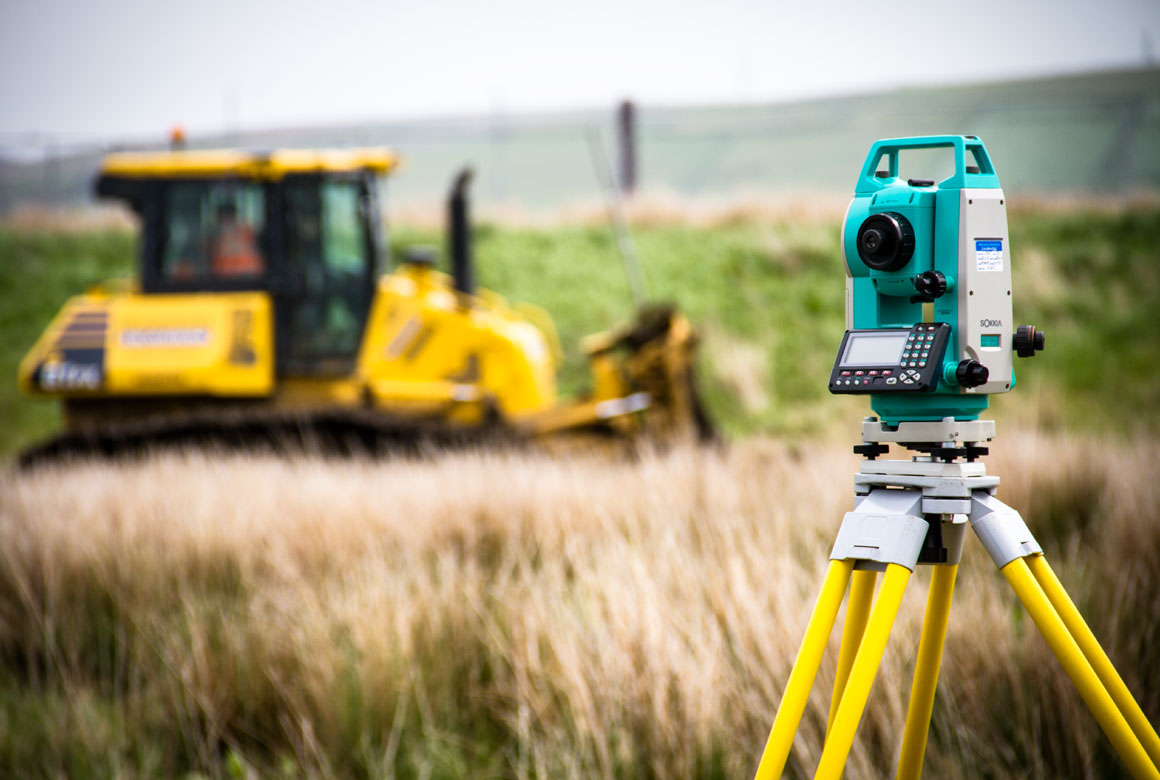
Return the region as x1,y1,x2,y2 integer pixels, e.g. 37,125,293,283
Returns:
2,0,1158,146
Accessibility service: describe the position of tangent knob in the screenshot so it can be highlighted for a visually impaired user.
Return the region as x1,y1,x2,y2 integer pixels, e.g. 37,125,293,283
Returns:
1013,325,1045,358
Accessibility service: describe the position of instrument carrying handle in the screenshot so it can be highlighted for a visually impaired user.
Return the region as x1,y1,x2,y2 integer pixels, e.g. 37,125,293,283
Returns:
855,135,1000,192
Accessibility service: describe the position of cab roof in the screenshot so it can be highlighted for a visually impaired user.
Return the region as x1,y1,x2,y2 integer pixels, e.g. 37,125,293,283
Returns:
98,147,399,179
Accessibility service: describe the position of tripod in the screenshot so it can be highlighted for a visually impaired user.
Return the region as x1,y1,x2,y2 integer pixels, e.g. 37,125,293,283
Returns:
753,419,1160,780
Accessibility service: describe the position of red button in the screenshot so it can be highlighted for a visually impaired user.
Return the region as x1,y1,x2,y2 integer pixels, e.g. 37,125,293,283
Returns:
840,370,851,376
882,370,892,376
854,370,865,376
868,370,879,376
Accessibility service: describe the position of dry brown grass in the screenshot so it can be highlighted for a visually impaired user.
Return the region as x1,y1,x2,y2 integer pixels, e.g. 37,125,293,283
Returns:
0,431,1158,778
313,189,1160,230
0,205,135,233
8,190,1158,234
381,191,854,231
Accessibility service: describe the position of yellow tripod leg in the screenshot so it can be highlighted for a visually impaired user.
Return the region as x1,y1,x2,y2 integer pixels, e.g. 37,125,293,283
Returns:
754,559,854,780
896,564,958,780
814,563,911,780
1027,555,1160,769
827,569,878,735
1002,557,1160,780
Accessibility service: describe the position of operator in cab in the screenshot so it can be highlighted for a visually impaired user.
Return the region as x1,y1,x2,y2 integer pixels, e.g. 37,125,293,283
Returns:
211,202,263,276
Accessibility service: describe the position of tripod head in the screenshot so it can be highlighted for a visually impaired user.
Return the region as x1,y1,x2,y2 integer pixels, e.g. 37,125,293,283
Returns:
829,136,1044,425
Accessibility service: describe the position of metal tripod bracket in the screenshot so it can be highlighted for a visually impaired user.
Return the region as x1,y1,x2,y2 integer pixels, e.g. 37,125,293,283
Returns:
831,456,1041,571
830,489,930,571
969,491,1043,568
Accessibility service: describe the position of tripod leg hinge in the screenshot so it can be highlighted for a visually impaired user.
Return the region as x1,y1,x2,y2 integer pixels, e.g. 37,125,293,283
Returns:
969,493,1042,568
831,489,928,571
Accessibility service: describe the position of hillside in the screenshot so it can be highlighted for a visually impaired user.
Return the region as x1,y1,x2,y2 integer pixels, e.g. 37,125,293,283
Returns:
2,66,1158,213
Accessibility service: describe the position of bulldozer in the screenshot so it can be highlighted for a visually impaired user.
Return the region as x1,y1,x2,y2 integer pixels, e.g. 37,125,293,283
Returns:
17,147,712,462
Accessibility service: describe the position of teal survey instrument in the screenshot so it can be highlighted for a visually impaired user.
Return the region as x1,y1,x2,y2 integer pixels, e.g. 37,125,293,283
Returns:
753,136,1159,779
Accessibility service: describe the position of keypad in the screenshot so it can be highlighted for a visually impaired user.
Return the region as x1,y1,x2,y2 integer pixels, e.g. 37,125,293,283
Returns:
831,322,950,395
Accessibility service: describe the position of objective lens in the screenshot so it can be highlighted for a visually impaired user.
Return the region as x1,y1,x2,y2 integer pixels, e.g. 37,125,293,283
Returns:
856,212,915,271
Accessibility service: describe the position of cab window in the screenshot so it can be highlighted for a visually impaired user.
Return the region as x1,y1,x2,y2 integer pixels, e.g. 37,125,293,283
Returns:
281,177,372,368
161,181,266,281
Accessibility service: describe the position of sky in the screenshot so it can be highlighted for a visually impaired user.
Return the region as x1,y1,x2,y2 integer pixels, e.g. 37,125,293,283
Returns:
1,0,1158,148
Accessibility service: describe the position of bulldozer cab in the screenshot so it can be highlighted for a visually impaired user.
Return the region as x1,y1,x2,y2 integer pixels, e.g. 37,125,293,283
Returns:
95,149,395,377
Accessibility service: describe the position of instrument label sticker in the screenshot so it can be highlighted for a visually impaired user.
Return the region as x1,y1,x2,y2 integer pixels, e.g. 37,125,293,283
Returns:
974,239,1003,272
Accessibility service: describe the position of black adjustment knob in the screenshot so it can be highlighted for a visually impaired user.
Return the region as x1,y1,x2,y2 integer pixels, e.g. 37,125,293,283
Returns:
911,270,947,303
856,212,915,272
1013,325,1045,357
956,359,989,388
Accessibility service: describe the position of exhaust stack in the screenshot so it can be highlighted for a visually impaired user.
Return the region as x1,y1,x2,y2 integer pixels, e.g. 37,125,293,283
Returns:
448,168,475,298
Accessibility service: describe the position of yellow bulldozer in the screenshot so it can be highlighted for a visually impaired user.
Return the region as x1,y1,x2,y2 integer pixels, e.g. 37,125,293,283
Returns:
17,147,712,462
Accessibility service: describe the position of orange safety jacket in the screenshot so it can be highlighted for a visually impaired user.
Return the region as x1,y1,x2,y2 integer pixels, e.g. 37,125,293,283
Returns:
212,224,263,276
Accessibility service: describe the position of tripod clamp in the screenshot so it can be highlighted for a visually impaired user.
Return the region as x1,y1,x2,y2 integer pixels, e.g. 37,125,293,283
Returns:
835,417,1039,570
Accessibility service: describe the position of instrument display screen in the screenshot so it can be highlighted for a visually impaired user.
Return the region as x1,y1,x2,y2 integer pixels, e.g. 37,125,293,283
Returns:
840,332,909,366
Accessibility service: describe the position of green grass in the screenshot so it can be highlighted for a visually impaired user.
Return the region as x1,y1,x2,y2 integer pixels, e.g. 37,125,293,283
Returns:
2,205,1159,455
1006,208,1160,431
0,230,135,453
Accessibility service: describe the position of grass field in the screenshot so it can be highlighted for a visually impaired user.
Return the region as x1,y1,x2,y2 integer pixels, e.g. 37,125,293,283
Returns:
1,204,1158,778
3,202,1159,454
1,432,1157,778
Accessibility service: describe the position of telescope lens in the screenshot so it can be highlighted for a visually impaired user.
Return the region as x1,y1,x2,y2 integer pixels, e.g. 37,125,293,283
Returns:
856,212,915,271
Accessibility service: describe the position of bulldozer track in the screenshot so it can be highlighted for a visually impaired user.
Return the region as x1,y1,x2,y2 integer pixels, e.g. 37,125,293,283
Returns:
17,404,526,468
